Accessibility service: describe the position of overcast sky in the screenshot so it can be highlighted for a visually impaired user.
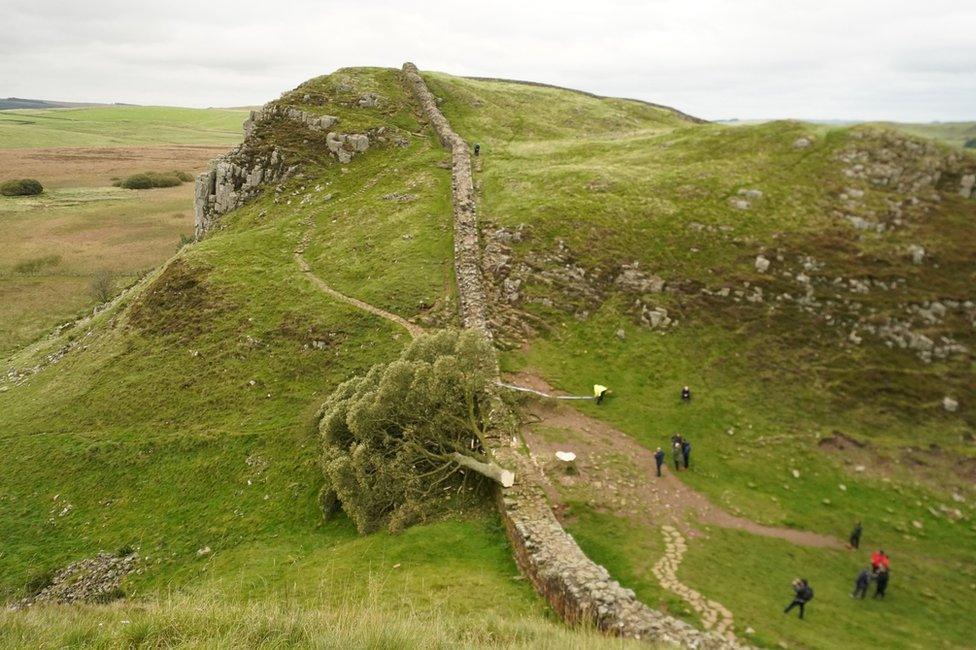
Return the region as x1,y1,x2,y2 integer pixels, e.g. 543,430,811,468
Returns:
1,0,973,122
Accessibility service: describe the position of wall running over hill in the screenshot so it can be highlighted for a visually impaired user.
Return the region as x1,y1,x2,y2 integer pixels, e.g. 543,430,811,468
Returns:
401,62,740,650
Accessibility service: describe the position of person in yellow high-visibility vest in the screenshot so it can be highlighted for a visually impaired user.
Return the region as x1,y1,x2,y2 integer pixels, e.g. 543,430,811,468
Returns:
593,384,609,404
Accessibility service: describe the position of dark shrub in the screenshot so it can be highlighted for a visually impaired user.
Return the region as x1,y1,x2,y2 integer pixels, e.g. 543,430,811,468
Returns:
118,171,188,190
964,138,976,149
1,178,43,196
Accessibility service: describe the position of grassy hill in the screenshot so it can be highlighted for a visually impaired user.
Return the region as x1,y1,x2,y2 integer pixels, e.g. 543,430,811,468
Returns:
1,66,974,648
426,73,976,647
877,121,976,149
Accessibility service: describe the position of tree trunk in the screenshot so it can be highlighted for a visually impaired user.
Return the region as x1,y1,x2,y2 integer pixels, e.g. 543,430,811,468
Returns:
449,452,515,487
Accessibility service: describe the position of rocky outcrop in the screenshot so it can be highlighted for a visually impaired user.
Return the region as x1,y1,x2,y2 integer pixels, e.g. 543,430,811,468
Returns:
194,104,372,237
10,552,137,609
402,61,740,649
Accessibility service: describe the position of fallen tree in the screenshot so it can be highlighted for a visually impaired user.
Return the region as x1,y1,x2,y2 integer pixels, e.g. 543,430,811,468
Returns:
317,329,514,533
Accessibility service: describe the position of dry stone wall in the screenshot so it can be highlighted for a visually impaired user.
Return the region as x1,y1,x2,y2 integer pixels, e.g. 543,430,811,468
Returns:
401,61,741,649
194,104,371,237
402,63,492,338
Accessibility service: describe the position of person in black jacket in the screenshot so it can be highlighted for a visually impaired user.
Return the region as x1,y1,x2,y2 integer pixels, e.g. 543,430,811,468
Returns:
681,439,691,469
849,521,863,549
851,567,871,599
654,447,665,477
874,567,889,599
784,578,813,619
681,385,691,401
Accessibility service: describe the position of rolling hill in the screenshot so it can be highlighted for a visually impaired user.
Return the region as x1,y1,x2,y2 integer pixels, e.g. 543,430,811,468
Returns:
1,65,974,649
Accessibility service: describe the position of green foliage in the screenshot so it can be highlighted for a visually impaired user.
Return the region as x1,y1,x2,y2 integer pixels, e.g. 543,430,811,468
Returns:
965,137,976,149
12,255,61,275
0,179,43,196
117,171,187,190
318,329,498,534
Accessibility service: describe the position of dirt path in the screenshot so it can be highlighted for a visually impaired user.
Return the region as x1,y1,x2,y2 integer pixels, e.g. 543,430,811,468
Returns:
291,169,424,340
511,370,842,548
294,245,423,339
509,370,842,638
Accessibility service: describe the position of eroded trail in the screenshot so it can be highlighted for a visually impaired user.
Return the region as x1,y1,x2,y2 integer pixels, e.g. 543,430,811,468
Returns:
510,370,843,637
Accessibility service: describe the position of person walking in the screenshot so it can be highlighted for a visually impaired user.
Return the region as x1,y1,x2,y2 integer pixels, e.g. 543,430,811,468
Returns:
849,521,863,549
874,567,889,599
851,567,871,599
474,143,481,157
654,447,665,477
681,439,691,469
681,386,692,401
783,578,814,619
671,441,683,471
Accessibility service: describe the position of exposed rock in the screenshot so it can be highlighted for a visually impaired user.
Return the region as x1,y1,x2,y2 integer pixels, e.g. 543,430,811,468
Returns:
907,244,925,264
382,192,418,203
961,174,975,198
793,137,811,149
755,255,770,273
11,552,137,609
357,93,382,108
943,396,959,412
615,263,665,294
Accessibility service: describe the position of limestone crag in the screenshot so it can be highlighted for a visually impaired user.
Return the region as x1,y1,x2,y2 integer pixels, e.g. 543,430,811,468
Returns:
195,103,372,237
11,552,138,610
403,61,743,649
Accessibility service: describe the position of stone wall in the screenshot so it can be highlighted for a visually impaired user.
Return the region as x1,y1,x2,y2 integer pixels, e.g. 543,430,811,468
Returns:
194,104,371,237
401,61,741,649
401,63,492,338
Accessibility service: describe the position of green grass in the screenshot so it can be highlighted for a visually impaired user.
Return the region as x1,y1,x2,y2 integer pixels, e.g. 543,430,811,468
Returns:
0,106,248,149
428,72,976,648
0,67,605,648
3,65,973,648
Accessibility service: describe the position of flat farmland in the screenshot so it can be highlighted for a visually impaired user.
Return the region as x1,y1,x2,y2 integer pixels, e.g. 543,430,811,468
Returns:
0,107,244,354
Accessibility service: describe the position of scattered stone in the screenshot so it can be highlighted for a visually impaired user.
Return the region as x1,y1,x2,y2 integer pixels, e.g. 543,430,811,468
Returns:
755,255,771,273
907,244,925,264
615,328,626,340
793,137,811,149
942,396,959,412
196,546,212,557
11,552,137,609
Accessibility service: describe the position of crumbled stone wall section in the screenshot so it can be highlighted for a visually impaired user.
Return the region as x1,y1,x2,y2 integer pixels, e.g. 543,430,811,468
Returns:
401,62,492,338
401,61,742,649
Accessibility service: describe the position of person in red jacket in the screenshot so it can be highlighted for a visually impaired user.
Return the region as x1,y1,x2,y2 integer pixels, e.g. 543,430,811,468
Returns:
870,549,890,573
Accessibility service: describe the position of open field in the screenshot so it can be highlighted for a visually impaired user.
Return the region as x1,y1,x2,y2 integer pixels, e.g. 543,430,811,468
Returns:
0,106,247,149
0,107,244,353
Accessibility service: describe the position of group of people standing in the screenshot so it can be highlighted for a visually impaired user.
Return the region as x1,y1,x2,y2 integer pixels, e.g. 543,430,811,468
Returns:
653,435,691,476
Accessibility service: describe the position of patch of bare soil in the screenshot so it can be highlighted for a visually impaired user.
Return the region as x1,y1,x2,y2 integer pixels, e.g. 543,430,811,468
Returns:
511,370,842,549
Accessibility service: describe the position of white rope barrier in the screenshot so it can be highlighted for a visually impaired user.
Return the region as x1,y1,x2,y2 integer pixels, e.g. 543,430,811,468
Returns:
494,381,596,400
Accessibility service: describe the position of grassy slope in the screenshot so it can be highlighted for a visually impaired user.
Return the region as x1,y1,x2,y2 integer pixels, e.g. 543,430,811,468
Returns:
0,106,247,149
0,68,609,647
429,73,976,648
